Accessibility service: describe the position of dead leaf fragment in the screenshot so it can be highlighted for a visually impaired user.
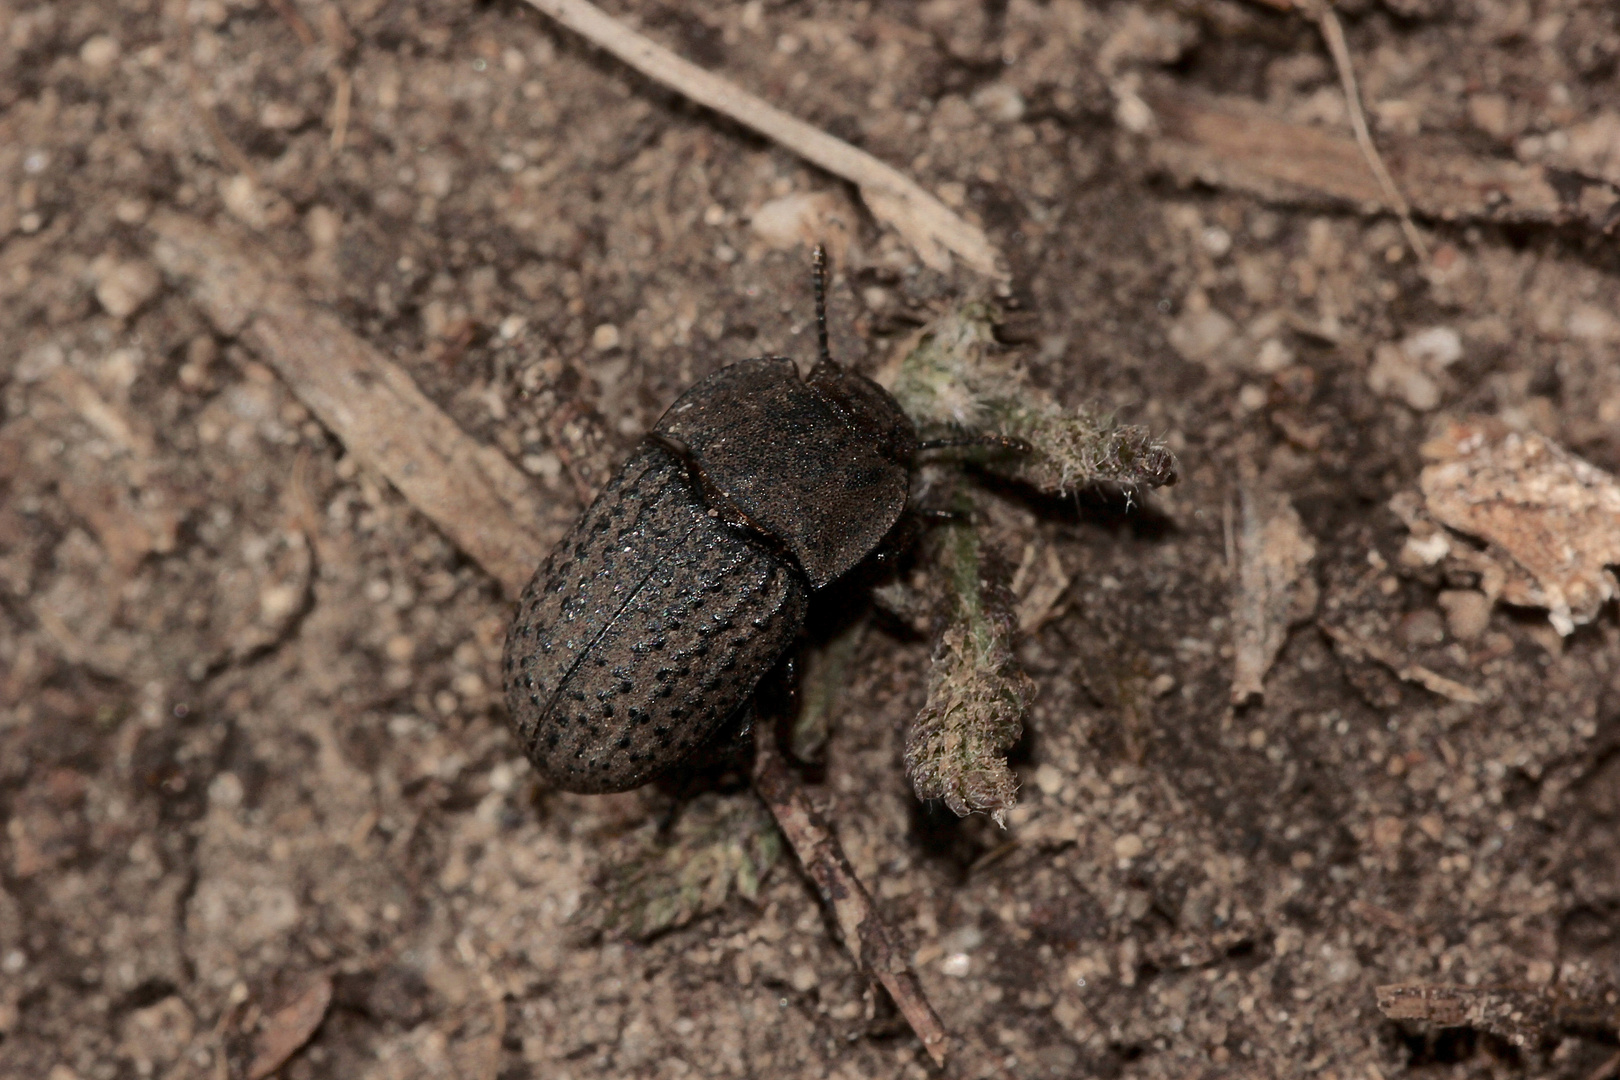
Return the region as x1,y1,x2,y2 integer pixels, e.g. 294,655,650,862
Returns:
1013,543,1071,633
1230,483,1318,703
245,974,333,1080
1404,418,1620,635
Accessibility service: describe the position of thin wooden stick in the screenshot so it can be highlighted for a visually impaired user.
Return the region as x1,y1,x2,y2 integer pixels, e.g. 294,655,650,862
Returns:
329,69,353,152
1306,0,1429,262
752,722,951,1066
173,0,259,182
148,213,558,595
523,0,1006,280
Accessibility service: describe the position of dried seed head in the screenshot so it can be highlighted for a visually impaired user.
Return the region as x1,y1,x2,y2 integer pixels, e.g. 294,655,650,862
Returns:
904,506,1033,826
891,304,1178,495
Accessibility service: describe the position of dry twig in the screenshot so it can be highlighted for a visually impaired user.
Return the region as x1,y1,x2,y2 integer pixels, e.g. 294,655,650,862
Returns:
173,0,259,182
264,0,318,46
149,213,559,595
1303,0,1428,262
752,723,951,1066
1148,86,1620,233
1321,623,1486,705
329,70,352,152
1377,981,1620,1048
523,0,1005,279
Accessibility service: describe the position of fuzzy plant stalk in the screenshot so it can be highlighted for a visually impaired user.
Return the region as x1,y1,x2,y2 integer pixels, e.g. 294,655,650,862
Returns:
904,496,1034,826
892,302,1176,824
890,304,1178,495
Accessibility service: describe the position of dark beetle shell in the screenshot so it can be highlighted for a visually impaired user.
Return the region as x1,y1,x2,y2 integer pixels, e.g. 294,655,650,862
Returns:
504,356,917,793
654,357,916,587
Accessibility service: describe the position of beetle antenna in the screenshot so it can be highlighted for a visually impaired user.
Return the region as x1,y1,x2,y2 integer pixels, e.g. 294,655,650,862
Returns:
811,243,832,367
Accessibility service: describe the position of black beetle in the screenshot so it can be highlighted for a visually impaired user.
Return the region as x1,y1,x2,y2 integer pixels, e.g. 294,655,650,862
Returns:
503,248,921,793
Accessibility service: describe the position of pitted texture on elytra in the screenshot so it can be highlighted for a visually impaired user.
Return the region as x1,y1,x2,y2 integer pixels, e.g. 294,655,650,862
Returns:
502,445,808,793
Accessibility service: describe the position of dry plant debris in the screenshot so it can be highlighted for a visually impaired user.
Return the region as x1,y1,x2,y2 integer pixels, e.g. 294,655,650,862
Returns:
1011,541,1072,634
149,212,559,597
1376,981,1620,1049
1300,0,1428,261
1147,86,1620,235
524,0,1005,279
1229,480,1318,704
242,974,334,1080
904,506,1034,827
579,794,782,941
1320,623,1488,706
752,726,951,1067
888,304,1175,824
1394,418,1620,636
888,304,1178,494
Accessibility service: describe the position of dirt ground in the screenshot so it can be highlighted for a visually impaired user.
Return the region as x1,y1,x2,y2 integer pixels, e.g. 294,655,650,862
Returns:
3,0,1620,1077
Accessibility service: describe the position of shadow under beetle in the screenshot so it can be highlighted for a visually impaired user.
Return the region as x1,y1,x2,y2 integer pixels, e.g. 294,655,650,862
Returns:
504,247,936,793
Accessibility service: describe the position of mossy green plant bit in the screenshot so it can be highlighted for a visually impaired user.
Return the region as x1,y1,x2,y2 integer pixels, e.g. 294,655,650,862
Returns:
579,793,782,940
890,304,1178,494
903,505,1035,827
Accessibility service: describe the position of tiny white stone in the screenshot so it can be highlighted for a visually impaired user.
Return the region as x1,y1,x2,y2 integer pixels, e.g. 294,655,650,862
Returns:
80,34,121,70
1113,833,1145,860
1200,225,1232,258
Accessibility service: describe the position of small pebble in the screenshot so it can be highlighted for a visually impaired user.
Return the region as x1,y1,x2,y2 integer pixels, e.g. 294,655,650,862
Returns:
1168,308,1236,364
522,451,562,480
1398,608,1446,648
591,323,620,351
1368,343,1440,411
971,82,1026,123
1254,338,1293,373
80,34,120,70
1033,763,1065,797
1113,833,1144,860
94,259,162,319
1438,590,1491,641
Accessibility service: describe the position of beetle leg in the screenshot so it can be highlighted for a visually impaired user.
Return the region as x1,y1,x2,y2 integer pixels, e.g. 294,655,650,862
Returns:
916,432,1033,455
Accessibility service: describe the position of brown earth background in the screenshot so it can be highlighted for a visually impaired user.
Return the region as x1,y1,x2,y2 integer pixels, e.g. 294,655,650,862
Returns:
2,0,1620,1077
